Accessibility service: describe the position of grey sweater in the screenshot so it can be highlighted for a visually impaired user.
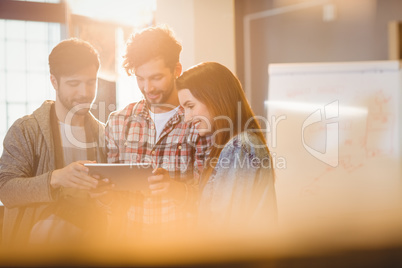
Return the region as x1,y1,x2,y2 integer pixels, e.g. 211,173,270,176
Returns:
0,100,106,246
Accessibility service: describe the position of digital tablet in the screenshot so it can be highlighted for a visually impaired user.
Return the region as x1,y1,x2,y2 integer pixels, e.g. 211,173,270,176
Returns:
84,163,153,192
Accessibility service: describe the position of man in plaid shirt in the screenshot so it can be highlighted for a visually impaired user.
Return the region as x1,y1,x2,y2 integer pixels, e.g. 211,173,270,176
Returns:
105,26,211,241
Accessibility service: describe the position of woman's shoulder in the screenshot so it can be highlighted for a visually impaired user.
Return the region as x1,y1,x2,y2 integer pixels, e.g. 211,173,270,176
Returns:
228,131,264,149
213,131,272,176
222,131,269,158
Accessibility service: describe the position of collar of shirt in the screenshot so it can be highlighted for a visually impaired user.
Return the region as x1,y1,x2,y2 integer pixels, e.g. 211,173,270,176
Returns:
131,100,183,123
127,99,185,143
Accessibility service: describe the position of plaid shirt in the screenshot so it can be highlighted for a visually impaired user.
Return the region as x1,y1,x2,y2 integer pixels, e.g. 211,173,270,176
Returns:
105,99,210,238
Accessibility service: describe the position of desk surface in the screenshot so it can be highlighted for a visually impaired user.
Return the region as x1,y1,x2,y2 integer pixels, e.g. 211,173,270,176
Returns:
1,207,401,267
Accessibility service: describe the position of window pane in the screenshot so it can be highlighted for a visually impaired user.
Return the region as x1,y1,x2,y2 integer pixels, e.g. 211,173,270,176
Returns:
0,19,4,39
8,104,27,126
0,18,61,158
26,21,47,42
0,103,6,135
28,102,42,114
46,83,56,100
27,73,50,102
6,72,27,103
0,41,5,71
0,71,5,102
6,20,26,41
48,23,61,42
6,41,26,71
0,103,6,157
27,42,48,72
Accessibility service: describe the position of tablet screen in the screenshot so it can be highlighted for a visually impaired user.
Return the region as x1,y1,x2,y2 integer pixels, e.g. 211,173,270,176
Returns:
85,163,153,192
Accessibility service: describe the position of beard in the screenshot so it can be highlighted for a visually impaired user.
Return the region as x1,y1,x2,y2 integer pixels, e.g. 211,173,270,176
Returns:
142,80,177,110
58,92,92,117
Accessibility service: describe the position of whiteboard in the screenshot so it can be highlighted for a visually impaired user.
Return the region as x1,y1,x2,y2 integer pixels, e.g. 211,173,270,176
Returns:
266,61,402,228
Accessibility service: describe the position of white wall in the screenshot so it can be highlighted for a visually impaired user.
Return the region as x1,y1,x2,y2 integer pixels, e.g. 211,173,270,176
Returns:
155,0,236,73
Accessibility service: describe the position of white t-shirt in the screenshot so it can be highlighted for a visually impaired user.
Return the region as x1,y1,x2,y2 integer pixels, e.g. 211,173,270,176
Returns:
149,106,180,139
58,122,87,165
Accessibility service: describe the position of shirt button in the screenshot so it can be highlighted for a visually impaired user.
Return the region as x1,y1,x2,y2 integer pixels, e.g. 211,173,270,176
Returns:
178,145,182,150
124,142,127,146
152,151,155,155
151,125,155,129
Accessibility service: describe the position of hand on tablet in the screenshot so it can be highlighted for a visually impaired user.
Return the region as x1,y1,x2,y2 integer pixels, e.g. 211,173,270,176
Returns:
90,177,115,194
88,178,115,207
148,168,186,202
148,168,172,196
50,160,99,190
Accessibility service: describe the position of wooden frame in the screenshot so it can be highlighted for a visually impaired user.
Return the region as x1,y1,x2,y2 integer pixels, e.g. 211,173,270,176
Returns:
0,0,66,23
388,21,402,60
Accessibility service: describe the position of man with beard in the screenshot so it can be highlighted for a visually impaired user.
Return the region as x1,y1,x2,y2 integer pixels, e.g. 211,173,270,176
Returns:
0,38,109,248
105,25,211,241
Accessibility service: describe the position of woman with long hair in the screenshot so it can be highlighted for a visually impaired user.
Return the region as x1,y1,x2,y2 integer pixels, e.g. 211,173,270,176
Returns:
176,62,277,230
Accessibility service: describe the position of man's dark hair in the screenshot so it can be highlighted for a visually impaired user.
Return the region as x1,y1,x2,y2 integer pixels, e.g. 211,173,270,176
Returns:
122,25,182,75
49,38,100,80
